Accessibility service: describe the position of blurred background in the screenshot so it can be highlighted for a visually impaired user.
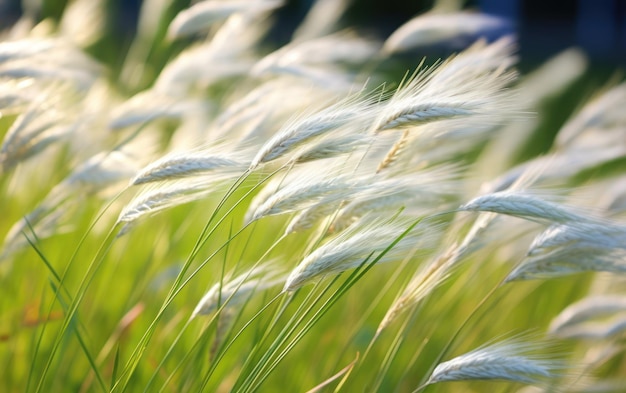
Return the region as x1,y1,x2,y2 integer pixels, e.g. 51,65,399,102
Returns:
1,0,625,67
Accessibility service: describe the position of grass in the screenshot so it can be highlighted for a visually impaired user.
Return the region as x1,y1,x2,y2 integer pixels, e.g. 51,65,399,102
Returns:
1,1,626,392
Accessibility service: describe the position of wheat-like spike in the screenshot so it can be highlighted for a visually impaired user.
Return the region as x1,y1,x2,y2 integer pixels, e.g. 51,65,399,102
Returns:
377,101,479,131
59,0,106,48
3,150,137,254
506,221,626,282
283,216,435,291
555,82,626,149
284,206,332,235
117,180,213,225
207,9,275,59
153,40,249,97
65,151,138,193
507,246,626,282
1,90,61,153
333,166,461,228
550,317,626,340
1,125,74,173
167,0,283,40
248,173,360,223
426,337,566,386
1,38,102,77
528,222,626,257
377,129,411,173
549,295,626,336
0,104,77,173
485,142,626,193
131,151,246,185
461,191,594,225
283,194,348,235
291,0,352,42
0,57,100,91
1,208,72,261
109,89,208,130
252,30,380,76
212,78,329,131
0,38,61,64
214,79,302,129
257,63,359,92
375,37,517,132
292,132,372,164
0,78,42,113
4,150,138,244
249,89,379,168
382,11,513,54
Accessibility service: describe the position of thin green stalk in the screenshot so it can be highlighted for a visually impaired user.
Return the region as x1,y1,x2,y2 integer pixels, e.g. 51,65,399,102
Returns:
243,216,425,392
21,223,108,393
146,221,267,392
201,292,287,392
26,187,127,393
371,316,411,392
34,224,121,393
113,166,275,391
332,247,420,373
243,255,380,393
413,277,507,393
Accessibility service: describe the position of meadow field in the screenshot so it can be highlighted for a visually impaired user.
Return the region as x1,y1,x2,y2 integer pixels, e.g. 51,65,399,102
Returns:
1,0,625,392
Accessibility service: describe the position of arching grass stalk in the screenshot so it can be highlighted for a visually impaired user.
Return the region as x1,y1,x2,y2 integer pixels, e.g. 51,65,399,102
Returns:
239,217,425,392
231,219,375,392
232,221,384,392
370,303,430,392
197,291,288,392
240,256,379,393
186,159,297,271
144,227,288,392
216,220,237,317
361,209,460,353
31,191,129,393
330,237,426,376
112,164,289,391
222,239,332,389
34,227,122,393
233,274,354,393
196,230,297,389
142,317,194,393
308,352,360,393
111,222,250,392
370,313,416,392
232,274,342,391
25,118,156,392
413,276,508,392
152,278,282,393
21,225,108,393
162,161,292,307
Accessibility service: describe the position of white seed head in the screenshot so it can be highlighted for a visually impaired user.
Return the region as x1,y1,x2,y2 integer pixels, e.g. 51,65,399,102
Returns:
461,191,592,225
383,12,513,54
549,295,626,337
249,90,378,168
131,151,246,185
283,216,435,291
376,37,517,132
426,336,566,386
